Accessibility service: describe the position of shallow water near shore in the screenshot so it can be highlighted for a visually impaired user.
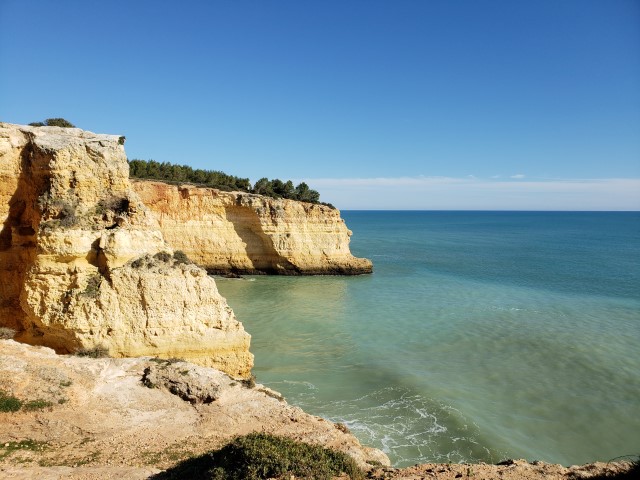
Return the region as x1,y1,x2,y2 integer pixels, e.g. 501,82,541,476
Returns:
215,211,640,468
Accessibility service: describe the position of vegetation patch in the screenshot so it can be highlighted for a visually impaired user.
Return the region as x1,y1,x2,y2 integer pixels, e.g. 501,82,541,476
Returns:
22,400,54,412
132,252,193,269
129,158,251,192
81,274,102,297
0,440,48,461
142,444,196,467
149,357,186,365
74,345,110,358
241,374,256,389
131,255,152,269
173,250,192,265
0,391,23,412
128,158,333,207
37,192,78,227
154,251,173,263
29,117,75,128
0,391,57,413
151,432,364,480
96,195,130,216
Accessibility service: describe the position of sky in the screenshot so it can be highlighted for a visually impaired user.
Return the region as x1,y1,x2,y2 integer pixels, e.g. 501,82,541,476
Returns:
1,0,639,210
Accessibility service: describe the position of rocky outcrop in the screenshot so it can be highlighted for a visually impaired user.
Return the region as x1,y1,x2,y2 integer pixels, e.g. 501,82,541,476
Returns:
0,340,389,478
0,123,252,378
132,181,373,275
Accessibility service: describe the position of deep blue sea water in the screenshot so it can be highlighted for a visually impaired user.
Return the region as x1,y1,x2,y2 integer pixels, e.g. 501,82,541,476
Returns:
215,211,640,467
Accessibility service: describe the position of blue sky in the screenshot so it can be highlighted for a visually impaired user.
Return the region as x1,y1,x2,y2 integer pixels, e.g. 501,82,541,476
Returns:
1,0,639,209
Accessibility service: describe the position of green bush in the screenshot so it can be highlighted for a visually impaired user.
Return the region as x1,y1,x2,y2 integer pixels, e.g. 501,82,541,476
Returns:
0,391,23,412
131,256,149,269
154,251,173,263
0,440,48,460
44,118,75,128
252,178,323,204
29,118,76,128
128,159,251,192
22,399,53,411
173,250,191,265
153,432,363,480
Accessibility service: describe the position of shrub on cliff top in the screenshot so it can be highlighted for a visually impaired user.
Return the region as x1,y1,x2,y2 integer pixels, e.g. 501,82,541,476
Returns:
173,250,192,265
154,251,173,263
29,118,76,128
151,432,363,480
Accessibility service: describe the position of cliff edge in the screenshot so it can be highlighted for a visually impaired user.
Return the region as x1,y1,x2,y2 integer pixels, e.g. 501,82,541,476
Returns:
132,180,373,275
0,340,389,479
0,123,252,378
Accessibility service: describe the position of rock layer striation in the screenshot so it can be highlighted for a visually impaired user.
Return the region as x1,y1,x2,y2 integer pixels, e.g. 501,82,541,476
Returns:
0,123,252,378
132,180,373,275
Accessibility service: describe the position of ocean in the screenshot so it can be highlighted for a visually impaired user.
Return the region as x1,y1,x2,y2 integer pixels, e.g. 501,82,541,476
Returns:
215,211,640,468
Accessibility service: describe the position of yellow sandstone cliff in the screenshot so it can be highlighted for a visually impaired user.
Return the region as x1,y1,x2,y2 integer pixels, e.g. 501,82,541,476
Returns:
0,123,252,378
132,181,373,275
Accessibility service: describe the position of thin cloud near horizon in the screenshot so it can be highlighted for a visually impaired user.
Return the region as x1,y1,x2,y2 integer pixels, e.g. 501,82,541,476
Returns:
295,176,640,211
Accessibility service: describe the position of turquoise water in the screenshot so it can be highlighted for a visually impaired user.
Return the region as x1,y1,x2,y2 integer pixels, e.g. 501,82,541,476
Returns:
215,211,640,467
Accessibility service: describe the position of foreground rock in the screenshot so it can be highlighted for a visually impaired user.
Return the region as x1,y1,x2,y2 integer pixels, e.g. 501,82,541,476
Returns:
132,181,373,275
367,459,634,479
0,340,388,479
0,123,252,377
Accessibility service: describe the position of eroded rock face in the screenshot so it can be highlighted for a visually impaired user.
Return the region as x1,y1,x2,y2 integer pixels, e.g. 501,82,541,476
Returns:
0,123,252,378
132,181,373,275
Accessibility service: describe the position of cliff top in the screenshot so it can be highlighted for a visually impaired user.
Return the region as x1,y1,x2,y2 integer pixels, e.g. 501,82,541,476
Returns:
0,122,122,149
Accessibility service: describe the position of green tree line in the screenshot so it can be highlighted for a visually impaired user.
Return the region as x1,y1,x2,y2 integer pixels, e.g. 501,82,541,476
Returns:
129,159,251,191
128,159,331,207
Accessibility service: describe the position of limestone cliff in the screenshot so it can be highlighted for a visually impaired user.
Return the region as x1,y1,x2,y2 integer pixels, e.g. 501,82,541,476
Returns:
0,123,252,378
132,181,373,275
